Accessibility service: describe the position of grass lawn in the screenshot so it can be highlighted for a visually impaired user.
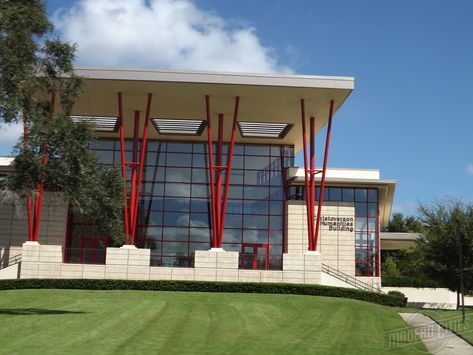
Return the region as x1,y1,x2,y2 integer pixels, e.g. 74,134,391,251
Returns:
422,308,473,344
0,289,425,354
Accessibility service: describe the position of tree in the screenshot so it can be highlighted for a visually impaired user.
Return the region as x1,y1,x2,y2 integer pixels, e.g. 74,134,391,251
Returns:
0,0,125,243
384,212,423,233
418,200,473,295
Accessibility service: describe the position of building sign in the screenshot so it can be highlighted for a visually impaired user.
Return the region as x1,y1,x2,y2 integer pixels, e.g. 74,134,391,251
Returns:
316,215,354,232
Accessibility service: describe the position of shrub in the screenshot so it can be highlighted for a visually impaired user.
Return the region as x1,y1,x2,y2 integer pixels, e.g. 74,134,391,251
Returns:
382,276,442,288
0,279,406,307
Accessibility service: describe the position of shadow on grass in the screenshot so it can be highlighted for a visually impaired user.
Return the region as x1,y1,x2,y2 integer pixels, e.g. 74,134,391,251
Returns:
0,308,87,315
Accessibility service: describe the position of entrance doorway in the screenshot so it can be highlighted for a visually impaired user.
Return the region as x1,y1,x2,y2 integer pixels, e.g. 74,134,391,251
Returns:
240,243,269,270
79,237,110,264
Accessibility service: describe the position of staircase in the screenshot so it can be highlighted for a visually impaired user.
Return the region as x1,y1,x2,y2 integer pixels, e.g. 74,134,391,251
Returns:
321,263,380,293
0,254,21,270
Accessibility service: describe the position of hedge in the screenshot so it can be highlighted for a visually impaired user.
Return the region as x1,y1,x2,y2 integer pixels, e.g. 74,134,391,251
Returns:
0,279,406,307
382,276,442,288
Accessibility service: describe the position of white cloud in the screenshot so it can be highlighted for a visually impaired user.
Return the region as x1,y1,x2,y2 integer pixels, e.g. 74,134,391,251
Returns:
466,163,473,176
52,0,291,73
0,122,22,155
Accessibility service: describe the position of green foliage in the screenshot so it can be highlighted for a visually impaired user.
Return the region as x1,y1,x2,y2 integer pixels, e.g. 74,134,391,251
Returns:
0,279,407,307
417,200,473,293
0,0,124,242
382,276,442,288
384,212,423,233
387,290,406,299
381,256,400,277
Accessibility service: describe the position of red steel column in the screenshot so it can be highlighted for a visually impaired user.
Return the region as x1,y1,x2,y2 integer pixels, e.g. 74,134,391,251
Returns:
128,110,141,244
300,99,313,250
309,116,316,249
23,120,33,241
215,113,224,243
313,100,335,251
32,90,55,242
205,96,218,248
218,96,240,245
117,92,130,238
131,93,153,243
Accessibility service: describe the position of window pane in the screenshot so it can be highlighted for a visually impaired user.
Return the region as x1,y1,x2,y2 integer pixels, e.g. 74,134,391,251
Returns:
94,150,114,164
226,200,243,214
355,203,367,216
162,241,188,253
269,216,282,229
190,213,210,228
368,218,377,231
191,184,209,198
223,229,242,243
330,188,342,201
231,156,244,169
163,212,189,226
368,189,378,202
269,201,282,216
368,203,378,217
192,154,207,168
89,140,114,150
244,199,269,214
192,168,208,183
189,228,210,242
228,185,243,199
164,198,190,212
245,145,270,155
225,214,242,228
147,212,163,225
244,156,269,170
342,188,354,201
162,229,188,242
143,227,162,240
166,167,191,183
166,183,191,197
167,142,192,153
242,230,268,243
243,215,269,229
167,153,192,166
355,189,367,202
190,199,209,213
244,186,269,200
244,170,269,186
140,198,163,211
356,218,367,231
269,231,283,244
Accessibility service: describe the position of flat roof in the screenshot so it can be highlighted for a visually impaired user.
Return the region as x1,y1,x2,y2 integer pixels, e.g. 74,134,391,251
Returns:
286,167,396,227
71,68,354,151
380,232,422,250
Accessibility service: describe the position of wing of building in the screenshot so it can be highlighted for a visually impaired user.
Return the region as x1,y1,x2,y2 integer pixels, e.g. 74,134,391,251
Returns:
0,68,399,291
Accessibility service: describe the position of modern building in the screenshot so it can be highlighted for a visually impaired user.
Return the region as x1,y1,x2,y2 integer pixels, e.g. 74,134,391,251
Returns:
0,68,398,290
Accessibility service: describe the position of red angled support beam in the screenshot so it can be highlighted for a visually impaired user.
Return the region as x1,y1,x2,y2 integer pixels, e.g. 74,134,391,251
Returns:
205,95,240,249
117,92,153,245
300,99,335,251
24,91,56,242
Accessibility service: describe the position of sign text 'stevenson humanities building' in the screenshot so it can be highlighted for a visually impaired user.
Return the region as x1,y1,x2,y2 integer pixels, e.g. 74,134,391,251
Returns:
0,68,401,290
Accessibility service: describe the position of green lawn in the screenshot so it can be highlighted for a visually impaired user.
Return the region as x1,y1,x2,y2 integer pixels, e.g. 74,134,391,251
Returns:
422,308,473,344
0,289,425,354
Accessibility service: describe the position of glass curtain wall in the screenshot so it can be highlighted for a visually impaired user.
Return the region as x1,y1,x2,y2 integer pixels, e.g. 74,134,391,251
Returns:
67,139,294,269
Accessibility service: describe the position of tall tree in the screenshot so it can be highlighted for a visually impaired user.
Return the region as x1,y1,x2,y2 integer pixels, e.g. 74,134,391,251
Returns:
0,0,125,243
418,200,473,294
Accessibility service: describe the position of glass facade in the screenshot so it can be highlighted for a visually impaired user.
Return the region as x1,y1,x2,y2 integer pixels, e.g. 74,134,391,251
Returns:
67,139,294,270
287,186,380,277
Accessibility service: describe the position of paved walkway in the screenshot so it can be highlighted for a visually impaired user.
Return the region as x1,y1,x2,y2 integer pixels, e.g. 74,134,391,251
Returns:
400,313,473,354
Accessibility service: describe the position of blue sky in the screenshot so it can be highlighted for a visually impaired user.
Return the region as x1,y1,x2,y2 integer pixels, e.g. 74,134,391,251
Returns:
1,0,472,215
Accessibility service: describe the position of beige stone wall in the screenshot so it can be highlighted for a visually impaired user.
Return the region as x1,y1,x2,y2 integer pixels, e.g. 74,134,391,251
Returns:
286,200,355,276
0,192,68,267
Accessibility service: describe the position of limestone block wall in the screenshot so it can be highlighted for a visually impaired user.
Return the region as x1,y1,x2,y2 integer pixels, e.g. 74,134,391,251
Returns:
0,192,67,268
286,200,355,276
17,245,323,285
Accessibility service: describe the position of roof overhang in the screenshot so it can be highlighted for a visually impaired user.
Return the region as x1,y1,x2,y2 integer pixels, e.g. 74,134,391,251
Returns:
70,68,354,151
286,167,396,227
380,232,422,250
